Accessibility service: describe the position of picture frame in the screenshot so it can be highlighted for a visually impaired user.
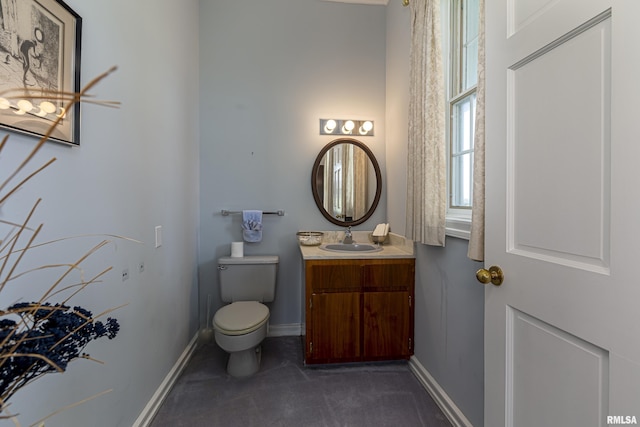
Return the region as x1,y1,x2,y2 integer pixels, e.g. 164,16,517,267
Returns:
0,0,82,145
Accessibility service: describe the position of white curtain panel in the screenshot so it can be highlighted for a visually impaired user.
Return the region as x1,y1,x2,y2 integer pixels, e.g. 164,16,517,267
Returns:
344,144,355,220
323,149,334,217
405,0,446,246
354,147,368,219
468,0,485,261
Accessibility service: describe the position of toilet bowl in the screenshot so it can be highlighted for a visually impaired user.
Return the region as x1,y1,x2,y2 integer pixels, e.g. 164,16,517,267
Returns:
213,301,269,377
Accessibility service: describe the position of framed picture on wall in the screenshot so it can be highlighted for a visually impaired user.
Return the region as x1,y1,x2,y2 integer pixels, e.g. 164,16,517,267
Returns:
0,0,82,145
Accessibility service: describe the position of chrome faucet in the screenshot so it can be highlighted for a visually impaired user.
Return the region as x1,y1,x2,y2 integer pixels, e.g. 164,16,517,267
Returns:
342,226,353,244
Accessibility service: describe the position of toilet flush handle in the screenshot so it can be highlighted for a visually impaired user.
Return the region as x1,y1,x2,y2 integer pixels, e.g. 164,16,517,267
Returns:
217,265,227,270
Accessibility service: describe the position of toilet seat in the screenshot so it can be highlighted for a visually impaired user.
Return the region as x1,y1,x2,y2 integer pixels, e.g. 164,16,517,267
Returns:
213,301,269,336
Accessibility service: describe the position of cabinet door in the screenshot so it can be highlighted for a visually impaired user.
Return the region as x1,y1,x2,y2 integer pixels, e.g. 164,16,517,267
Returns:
308,292,361,363
363,291,411,359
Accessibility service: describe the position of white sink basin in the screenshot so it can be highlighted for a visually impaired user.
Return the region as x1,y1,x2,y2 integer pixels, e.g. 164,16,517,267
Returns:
320,243,382,253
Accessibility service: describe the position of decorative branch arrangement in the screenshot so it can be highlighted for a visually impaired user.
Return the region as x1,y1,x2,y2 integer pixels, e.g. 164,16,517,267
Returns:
0,67,127,426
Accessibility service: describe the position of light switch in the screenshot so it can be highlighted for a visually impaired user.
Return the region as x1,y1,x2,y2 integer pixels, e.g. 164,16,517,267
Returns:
155,226,162,248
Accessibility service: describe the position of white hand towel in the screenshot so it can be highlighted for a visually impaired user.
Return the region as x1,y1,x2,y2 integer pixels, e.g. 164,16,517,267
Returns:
242,210,263,243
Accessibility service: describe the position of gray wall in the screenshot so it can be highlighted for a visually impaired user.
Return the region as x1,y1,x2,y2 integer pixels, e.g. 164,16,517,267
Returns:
198,0,388,330
413,240,485,427
2,1,200,426
385,4,485,427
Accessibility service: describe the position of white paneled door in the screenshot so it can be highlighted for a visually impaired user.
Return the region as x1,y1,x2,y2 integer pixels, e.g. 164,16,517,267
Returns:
484,0,640,426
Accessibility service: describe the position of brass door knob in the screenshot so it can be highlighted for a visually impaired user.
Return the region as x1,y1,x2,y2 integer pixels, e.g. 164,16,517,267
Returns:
476,266,504,286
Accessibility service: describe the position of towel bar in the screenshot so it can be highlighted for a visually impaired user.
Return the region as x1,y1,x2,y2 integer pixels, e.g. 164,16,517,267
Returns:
221,210,285,216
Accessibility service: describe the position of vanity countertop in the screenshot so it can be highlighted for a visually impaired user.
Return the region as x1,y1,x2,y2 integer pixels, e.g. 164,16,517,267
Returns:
298,231,414,260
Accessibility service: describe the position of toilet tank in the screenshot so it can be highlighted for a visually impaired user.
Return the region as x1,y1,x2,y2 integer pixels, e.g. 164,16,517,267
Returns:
218,255,279,303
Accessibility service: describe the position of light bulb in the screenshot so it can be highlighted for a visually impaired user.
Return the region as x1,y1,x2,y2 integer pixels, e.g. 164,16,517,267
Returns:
359,121,373,135
40,101,56,114
324,119,337,133
342,120,355,134
17,99,33,112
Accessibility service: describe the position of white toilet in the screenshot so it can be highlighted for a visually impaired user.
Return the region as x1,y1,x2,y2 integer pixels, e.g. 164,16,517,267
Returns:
213,255,278,377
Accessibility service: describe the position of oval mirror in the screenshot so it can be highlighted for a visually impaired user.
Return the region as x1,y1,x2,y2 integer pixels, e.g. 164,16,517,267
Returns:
311,138,382,226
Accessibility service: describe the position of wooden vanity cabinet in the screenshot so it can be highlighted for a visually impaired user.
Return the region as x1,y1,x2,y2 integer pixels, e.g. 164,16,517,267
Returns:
304,258,415,365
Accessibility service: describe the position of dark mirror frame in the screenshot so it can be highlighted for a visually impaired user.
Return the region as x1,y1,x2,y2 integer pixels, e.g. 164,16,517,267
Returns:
311,138,382,227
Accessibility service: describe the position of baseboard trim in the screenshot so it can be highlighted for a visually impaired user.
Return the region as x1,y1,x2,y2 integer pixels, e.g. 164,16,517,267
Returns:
268,323,302,337
132,333,199,427
408,356,474,427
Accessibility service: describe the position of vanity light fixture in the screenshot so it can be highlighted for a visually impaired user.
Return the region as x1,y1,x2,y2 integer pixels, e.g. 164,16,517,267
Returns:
0,97,67,119
319,119,374,136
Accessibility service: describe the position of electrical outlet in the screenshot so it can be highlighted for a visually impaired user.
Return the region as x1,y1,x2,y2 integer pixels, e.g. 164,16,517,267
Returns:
122,268,129,281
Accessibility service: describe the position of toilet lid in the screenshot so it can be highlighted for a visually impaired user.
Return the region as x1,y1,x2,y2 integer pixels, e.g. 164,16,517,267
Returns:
213,301,269,335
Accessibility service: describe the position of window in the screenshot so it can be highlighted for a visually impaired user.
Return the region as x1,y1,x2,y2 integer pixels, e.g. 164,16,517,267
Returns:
444,0,479,237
